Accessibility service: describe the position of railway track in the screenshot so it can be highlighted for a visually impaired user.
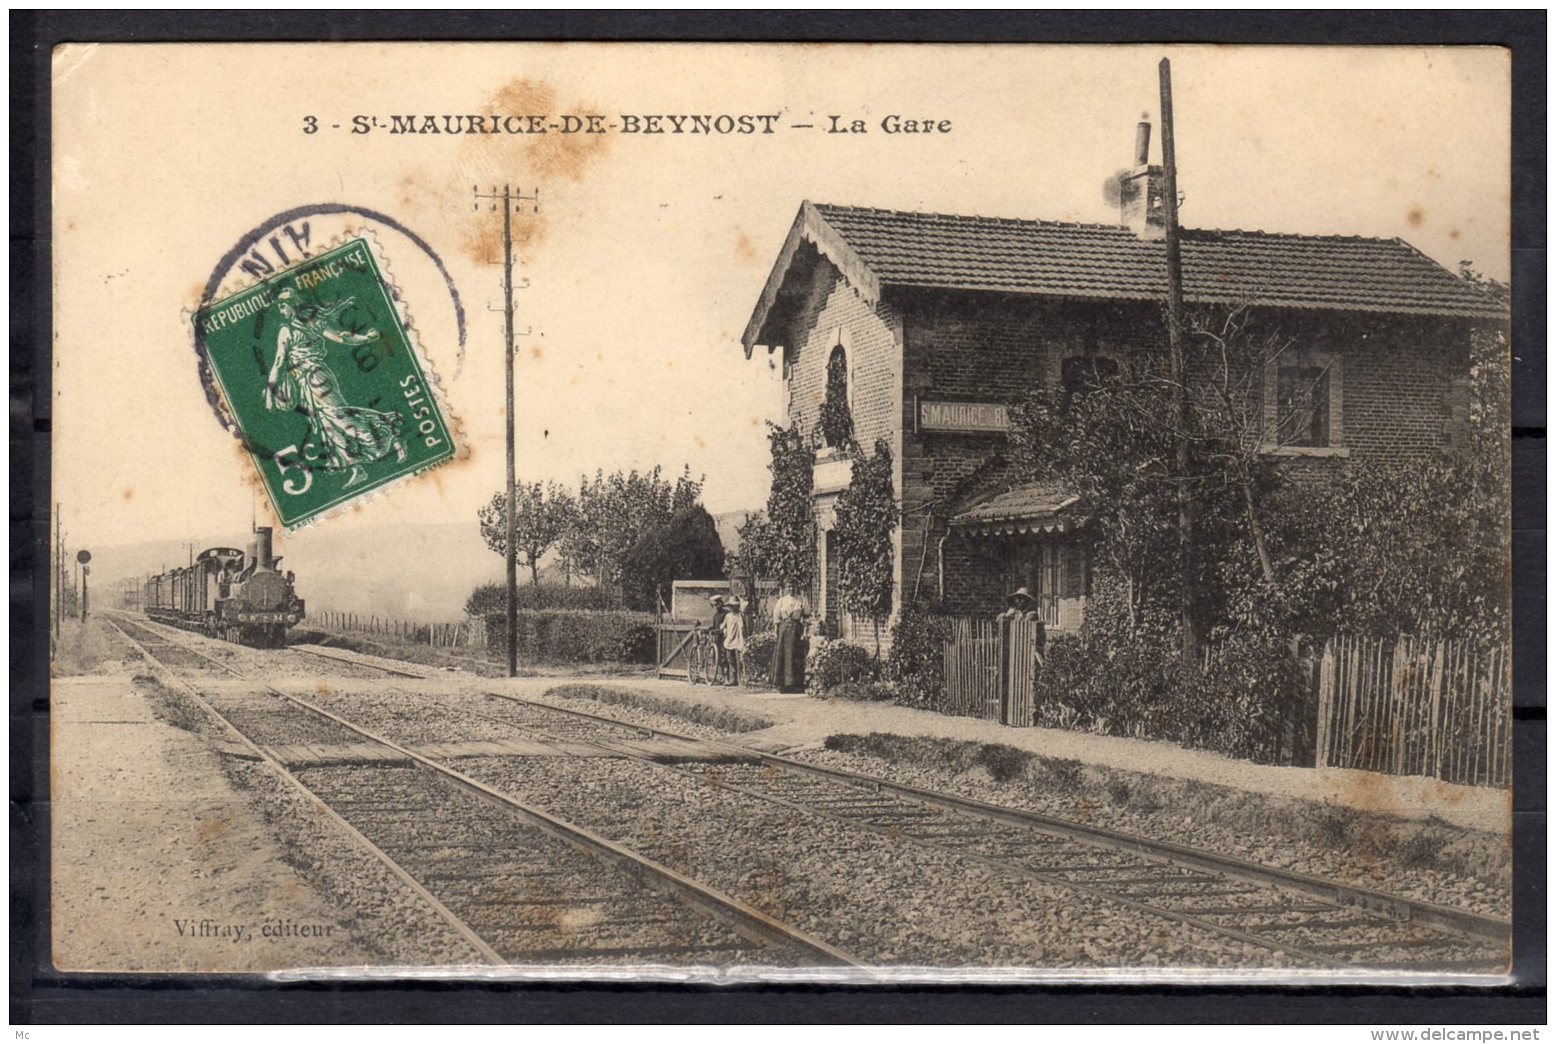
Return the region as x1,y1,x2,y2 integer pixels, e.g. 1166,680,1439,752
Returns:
288,639,1511,975
106,615,857,970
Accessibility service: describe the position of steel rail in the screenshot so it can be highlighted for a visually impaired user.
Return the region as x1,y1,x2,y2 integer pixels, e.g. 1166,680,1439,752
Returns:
117,617,860,967
447,697,1362,967
287,641,1513,948
106,618,504,964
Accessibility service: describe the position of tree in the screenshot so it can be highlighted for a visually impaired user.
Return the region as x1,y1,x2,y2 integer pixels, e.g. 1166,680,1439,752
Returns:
1009,349,1184,644
735,423,817,596
1267,270,1509,646
477,480,576,586
1458,264,1512,463
1267,454,1509,645
834,439,896,650
1012,286,1511,653
620,505,727,612
561,465,705,593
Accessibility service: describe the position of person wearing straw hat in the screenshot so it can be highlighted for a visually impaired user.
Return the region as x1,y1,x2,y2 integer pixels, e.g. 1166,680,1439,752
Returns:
997,586,1048,668
721,596,749,686
708,595,730,683
997,586,1038,621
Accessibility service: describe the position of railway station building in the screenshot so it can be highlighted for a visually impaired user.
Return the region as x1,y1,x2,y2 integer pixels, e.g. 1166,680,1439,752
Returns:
740,155,1504,642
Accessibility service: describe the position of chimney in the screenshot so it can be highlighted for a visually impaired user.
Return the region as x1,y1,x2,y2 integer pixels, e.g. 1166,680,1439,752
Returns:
1120,115,1165,239
254,526,275,571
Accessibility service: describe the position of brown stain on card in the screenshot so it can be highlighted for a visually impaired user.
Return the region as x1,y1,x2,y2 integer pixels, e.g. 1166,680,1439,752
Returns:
450,78,615,268
1407,206,1425,228
196,815,231,844
734,229,758,265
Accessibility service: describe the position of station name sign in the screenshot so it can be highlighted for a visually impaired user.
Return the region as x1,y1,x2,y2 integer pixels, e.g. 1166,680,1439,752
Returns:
917,400,1011,434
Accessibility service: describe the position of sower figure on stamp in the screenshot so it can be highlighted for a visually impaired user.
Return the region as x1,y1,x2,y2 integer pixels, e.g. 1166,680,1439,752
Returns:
770,586,809,694
265,287,407,489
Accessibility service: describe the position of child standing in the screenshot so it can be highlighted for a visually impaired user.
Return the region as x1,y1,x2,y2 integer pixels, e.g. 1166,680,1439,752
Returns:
721,596,748,686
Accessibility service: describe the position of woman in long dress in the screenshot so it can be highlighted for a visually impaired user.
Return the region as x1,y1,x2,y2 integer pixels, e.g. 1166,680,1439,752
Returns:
770,587,809,693
265,287,406,489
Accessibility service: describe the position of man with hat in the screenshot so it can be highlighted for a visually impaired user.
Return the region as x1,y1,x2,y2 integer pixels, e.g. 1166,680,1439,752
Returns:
721,596,749,686
708,595,730,684
998,587,1038,620
997,586,1048,667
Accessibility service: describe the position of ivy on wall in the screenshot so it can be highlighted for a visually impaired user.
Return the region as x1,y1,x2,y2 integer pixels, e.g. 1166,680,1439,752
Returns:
818,344,856,451
737,422,817,595
834,438,897,647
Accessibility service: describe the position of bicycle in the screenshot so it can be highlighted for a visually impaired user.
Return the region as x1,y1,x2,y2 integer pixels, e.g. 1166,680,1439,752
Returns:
685,624,719,685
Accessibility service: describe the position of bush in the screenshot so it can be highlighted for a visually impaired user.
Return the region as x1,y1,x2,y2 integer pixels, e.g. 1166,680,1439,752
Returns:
976,743,1031,784
619,622,657,664
805,637,879,697
742,630,777,687
1033,632,1296,763
886,605,952,709
546,683,772,733
466,582,619,616
480,609,656,664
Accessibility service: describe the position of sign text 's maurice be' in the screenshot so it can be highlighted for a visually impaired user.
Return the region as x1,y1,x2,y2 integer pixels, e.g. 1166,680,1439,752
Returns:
917,400,1012,434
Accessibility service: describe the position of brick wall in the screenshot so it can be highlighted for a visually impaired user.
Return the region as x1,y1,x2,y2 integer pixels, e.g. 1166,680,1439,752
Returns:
1308,312,1475,464
897,292,1151,613
778,271,1484,627
783,262,902,458
776,260,903,641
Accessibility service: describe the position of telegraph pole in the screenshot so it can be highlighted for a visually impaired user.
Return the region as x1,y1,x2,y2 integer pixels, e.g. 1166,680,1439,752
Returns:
473,183,540,678
1159,57,1197,663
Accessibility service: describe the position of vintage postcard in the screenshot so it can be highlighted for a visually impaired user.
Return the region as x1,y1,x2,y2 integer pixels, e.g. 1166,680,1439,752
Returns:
48,42,1513,982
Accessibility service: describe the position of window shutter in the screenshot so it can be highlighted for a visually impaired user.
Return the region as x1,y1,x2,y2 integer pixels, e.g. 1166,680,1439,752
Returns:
1063,543,1085,598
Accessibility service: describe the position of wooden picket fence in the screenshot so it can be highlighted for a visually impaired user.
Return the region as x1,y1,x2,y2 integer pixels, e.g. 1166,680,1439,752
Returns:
314,609,476,648
940,617,1042,726
1316,634,1510,789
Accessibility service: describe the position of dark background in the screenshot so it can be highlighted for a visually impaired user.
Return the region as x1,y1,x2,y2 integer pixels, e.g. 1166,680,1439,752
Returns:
11,9,1545,1026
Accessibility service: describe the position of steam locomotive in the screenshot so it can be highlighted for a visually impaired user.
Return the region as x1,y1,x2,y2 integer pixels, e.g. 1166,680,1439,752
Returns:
143,526,306,647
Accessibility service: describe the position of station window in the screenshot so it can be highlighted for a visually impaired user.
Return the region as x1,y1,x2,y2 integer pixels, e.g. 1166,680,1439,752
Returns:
1060,354,1120,395
1277,365,1332,448
1265,350,1343,452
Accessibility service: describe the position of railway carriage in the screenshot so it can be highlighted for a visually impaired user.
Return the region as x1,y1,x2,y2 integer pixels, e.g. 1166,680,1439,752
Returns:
143,526,305,646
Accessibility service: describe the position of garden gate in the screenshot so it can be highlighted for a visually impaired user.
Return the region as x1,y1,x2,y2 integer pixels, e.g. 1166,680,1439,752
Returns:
940,617,1041,726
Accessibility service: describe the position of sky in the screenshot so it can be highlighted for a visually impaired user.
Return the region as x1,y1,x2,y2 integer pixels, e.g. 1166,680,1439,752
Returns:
51,43,1510,564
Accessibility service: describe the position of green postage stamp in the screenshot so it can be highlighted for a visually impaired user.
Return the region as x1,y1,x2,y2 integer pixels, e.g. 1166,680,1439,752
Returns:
196,237,455,528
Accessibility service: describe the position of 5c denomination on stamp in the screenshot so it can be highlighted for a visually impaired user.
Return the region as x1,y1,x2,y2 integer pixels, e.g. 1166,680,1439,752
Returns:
196,236,455,528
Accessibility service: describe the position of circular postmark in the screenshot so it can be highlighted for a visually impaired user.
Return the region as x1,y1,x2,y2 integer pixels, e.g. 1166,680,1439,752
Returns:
193,205,465,527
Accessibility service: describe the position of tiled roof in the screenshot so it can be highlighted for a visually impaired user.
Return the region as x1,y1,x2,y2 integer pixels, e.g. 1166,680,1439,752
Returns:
951,483,1081,536
810,203,1504,320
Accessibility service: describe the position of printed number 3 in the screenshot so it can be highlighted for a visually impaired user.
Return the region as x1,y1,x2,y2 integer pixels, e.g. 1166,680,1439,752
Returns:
303,116,318,134
275,445,314,495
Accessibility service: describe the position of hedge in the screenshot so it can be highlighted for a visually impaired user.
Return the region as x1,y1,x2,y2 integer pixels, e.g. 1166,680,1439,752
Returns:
467,582,620,615
481,609,656,664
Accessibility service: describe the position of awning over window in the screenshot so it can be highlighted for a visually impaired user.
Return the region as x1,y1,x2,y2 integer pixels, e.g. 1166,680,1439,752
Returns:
950,483,1081,537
